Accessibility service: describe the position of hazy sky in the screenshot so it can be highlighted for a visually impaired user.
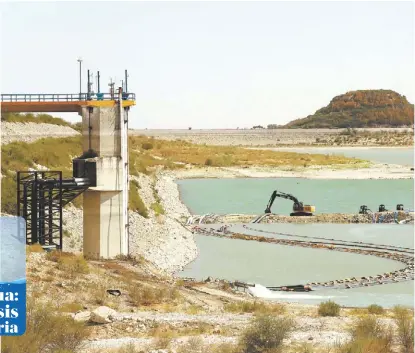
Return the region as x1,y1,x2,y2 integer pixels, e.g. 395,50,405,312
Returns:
1,1,414,129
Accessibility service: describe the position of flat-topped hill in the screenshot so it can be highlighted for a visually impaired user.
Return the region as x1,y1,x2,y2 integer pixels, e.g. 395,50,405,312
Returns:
283,90,414,129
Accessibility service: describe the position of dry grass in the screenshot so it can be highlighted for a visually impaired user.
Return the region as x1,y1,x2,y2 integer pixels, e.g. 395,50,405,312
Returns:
58,301,84,313
177,336,205,353
393,306,414,353
177,339,239,353
335,316,393,353
46,250,89,277
1,112,74,127
128,284,181,307
184,304,206,314
2,297,89,353
27,244,44,253
114,343,141,353
149,322,213,341
130,135,364,169
224,300,285,315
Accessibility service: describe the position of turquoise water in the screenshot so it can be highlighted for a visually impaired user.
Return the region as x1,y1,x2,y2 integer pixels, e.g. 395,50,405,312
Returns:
177,178,414,215
180,224,414,307
234,223,413,247
267,147,414,166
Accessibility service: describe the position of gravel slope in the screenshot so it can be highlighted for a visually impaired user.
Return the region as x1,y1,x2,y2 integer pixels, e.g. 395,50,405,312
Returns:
1,122,79,144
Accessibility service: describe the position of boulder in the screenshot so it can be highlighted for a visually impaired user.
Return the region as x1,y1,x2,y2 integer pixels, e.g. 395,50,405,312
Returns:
90,306,117,324
74,311,91,322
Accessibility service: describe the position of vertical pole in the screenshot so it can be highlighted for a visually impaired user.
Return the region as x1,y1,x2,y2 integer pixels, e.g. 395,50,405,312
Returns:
87,69,91,100
78,58,82,100
97,71,100,93
59,171,63,250
17,172,21,217
48,184,53,245
31,173,38,244
125,70,128,93
125,108,129,253
38,180,45,245
118,87,128,255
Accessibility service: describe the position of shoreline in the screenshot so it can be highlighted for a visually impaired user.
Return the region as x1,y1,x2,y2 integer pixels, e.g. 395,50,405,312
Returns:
155,162,413,276
168,163,414,180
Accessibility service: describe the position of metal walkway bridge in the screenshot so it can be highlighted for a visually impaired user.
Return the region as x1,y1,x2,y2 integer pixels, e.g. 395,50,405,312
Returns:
1,92,136,113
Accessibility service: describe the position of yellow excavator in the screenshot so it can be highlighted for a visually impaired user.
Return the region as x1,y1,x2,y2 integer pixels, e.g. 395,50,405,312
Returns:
265,190,315,216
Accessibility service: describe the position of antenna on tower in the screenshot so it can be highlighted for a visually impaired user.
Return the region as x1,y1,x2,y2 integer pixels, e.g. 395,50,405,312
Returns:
109,77,115,100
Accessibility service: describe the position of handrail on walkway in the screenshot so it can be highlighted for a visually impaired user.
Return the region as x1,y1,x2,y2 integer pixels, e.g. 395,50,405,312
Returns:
1,92,136,102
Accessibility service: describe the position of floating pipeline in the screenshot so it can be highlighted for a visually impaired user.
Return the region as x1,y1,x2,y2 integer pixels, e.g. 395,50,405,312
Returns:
241,225,414,254
190,226,414,292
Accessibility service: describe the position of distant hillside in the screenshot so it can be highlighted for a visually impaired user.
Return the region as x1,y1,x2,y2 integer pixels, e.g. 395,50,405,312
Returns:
281,90,414,129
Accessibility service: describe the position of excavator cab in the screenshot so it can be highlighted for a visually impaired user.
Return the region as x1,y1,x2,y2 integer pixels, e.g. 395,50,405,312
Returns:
378,204,387,212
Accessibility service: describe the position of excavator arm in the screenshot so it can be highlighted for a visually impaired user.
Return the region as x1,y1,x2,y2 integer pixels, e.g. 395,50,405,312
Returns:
265,190,300,214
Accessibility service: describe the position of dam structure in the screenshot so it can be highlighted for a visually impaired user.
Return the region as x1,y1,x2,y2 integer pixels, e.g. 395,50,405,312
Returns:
2,70,135,259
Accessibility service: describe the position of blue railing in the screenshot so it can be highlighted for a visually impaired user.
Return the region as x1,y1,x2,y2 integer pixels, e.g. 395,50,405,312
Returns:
1,92,135,102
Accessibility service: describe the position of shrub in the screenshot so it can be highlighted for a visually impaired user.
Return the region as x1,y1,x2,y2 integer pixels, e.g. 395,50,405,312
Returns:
177,336,204,353
141,142,153,150
336,316,393,353
224,301,285,315
393,306,414,353
150,202,165,215
239,315,294,353
129,180,148,218
318,300,341,317
205,158,213,166
367,304,385,315
2,298,89,353
27,244,44,253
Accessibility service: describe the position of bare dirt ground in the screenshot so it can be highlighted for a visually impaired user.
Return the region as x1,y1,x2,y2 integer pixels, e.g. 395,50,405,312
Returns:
24,251,401,353
131,128,414,147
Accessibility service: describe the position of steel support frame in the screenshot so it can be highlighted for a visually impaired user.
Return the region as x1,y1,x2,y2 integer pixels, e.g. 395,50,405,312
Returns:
17,171,63,248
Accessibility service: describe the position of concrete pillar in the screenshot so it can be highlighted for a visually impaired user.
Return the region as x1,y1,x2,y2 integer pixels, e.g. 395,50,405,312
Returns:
80,105,127,259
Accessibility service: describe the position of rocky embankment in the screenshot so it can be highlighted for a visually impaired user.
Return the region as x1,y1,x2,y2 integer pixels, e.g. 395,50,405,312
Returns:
187,212,414,225
129,172,197,274
1,122,79,144
62,171,197,275
132,128,413,147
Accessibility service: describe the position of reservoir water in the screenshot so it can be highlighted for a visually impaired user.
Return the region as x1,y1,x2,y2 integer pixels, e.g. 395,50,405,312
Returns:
180,224,414,308
177,166,414,307
177,178,413,215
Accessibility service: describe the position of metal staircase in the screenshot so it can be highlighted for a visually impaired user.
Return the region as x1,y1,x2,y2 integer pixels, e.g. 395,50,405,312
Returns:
17,171,91,249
